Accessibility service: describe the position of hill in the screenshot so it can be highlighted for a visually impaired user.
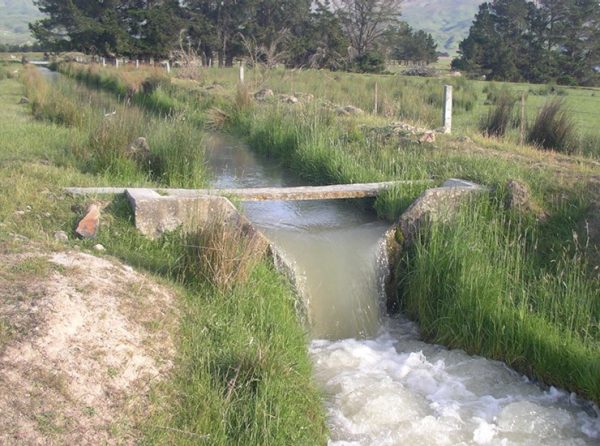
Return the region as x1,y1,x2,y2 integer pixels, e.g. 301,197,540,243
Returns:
401,0,480,56
0,0,42,46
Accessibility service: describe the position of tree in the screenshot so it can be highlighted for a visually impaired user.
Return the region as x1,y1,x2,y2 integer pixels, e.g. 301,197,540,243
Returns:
386,24,438,65
332,0,403,58
30,0,185,58
287,0,350,69
453,0,600,85
30,0,132,55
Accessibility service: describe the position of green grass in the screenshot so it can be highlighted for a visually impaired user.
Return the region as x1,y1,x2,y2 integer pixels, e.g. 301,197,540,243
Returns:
398,198,600,401
55,61,600,405
0,71,328,443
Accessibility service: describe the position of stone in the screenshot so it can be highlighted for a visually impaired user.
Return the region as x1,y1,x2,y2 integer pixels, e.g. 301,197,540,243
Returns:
336,105,364,116
75,204,100,239
93,244,106,252
54,231,69,243
418,131,436,144
254,88,274,101
125,137,151,164
18,97,29,105
279,94,299,104
505,180,545,219
206,83,224,91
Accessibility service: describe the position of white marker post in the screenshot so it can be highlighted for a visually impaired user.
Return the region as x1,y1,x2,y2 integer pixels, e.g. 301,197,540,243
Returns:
166,61,171,73
443,85,453,134
136,59,139,69
239,61,245,83
115,58,119,69
102,57,106,67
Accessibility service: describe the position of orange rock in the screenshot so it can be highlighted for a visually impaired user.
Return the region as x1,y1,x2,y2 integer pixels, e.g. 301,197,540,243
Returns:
75,204,100,238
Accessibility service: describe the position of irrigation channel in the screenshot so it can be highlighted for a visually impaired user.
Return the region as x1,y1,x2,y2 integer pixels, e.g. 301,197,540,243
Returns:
206,133,600,445
36,65,600,444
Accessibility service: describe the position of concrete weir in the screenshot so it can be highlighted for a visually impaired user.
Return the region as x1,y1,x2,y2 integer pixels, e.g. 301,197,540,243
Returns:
65,179,485,312
65,180,430,202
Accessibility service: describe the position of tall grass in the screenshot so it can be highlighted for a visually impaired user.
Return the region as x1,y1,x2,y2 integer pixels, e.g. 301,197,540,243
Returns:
527,98,575,153
178,212,267,291
399,199,600,401
21,66,207,188
480,91,517,137
4,68,328,444
89,198,328,445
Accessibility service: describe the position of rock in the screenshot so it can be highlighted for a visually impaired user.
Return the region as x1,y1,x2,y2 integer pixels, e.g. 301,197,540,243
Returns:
54,231,69,243
418,131,436,144
18,97,29,105
76,204,100,239
206,83,224,91
505,180,532,212
336,105,364,116
280,94,299,104
125,137,151,164
93,244,106,252
505,180,547,219
254,88,274,101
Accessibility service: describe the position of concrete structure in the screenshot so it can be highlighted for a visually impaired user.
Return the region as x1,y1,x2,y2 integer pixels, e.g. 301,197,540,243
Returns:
65,180,431,202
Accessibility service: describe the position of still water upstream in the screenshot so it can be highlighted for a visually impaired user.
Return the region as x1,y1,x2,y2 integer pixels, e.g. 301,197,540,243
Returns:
206,133,600,446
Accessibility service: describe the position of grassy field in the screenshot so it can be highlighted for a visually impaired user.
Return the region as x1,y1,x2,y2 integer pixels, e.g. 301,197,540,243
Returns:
51,61,600,404
0,63,327,444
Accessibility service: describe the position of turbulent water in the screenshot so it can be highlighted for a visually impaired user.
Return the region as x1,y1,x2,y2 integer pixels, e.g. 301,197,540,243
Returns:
209,128,600,445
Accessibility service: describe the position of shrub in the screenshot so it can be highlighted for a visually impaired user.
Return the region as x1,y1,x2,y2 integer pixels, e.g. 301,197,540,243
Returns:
527,99,575,153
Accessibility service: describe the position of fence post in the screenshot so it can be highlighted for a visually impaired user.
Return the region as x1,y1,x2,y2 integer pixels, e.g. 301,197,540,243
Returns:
102,57,106,67
166,60,171,73
115,58,119,69
443,85,453,134
136,59,139,69
520,92,526,146
374,82,378,114
239,60,245,83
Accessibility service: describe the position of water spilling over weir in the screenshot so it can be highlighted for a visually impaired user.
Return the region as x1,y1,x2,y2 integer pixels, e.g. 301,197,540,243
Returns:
205,134,600,445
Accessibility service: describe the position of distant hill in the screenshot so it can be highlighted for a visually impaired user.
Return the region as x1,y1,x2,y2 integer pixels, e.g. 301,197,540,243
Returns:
0,0,42,45
401,0,480,56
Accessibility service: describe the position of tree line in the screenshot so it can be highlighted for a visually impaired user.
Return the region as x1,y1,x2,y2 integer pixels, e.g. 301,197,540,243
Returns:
29,0,437,72
452,0,600,86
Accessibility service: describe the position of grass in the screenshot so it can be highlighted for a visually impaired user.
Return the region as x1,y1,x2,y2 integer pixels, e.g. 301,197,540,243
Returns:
52,61,600,404
398,198,600,400
0,70,328,443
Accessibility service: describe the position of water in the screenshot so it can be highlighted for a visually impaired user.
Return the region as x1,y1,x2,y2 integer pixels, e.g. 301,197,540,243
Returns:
36,66,60,83
207,131,600,444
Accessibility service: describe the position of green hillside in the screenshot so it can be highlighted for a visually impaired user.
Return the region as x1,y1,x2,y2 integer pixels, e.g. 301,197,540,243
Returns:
0,0,42,45
402,0,480,55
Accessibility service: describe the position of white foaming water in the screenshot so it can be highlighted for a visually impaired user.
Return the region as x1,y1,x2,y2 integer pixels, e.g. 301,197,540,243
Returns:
205,134,600,446
311,318,600,445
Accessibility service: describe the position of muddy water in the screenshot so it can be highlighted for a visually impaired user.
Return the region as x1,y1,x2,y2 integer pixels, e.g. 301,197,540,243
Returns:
211,130,600,444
